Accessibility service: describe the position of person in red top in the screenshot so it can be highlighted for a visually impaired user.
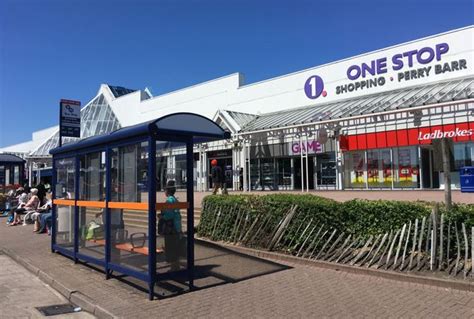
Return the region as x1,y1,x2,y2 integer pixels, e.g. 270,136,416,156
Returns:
10,188,40,226
210,159,223,195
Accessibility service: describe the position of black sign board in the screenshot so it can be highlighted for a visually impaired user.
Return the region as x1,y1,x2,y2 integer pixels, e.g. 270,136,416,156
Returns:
60,99,81,138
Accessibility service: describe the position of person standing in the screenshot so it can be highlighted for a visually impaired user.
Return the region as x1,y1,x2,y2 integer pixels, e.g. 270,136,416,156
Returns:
210,159,223,195
239,167,244,191
36,180,46,204
158,180,182,271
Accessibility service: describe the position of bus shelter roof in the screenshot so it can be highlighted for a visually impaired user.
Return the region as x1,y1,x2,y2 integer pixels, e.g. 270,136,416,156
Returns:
50,112,230,155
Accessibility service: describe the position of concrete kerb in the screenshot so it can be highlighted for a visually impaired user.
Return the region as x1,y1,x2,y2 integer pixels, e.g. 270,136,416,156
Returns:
0,248,116,319
196,237,474,293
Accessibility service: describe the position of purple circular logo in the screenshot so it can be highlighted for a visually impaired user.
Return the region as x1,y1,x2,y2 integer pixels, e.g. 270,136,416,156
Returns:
304,75,325,99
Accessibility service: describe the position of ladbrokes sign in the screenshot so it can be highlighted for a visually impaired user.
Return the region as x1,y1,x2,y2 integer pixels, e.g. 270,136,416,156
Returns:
340,122,474,151
418,127,473,141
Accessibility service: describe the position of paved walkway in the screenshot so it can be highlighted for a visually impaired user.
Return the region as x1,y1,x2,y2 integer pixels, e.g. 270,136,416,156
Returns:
0,254,95,318
1,218,473,318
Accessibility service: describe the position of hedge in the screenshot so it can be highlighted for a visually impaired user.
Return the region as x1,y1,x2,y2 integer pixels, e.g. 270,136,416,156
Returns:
197,194,474,253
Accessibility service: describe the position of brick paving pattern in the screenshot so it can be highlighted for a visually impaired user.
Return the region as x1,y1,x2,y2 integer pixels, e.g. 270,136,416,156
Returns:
1,216,473,318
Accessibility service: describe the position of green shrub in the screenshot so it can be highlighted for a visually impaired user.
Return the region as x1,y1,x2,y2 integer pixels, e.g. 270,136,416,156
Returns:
197,194,455,250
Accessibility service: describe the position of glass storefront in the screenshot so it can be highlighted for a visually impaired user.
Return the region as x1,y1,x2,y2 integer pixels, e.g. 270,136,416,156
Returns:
393,147,420,188
367,149,392,188
344,146,421,189
344,151,366,188
316,152,336,188
249,158,292,190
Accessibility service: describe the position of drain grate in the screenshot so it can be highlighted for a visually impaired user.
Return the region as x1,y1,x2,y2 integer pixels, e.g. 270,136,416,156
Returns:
35,304,80,316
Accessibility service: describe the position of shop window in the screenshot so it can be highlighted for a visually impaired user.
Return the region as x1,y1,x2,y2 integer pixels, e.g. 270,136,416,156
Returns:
367,149,392,188
317,152,336,187
393,147,419,188
13,166,20,185
276,158,291,189
454,142,473,170
344,151,366,188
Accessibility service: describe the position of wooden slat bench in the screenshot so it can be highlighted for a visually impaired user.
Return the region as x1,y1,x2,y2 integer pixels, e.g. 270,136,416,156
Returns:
115,243,164,255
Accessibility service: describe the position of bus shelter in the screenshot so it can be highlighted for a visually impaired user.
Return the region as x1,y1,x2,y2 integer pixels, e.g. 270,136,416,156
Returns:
49,113,230,300
0,154,25,194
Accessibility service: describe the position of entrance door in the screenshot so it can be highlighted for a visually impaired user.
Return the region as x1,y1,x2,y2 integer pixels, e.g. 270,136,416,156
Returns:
293,157,314,191
420,147,440,188
315,153,336,189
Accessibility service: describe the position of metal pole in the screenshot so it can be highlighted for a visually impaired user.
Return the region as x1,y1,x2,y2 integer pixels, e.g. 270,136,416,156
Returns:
391,148,394,190
186,141,195,289
73,155,80,263
247,142,251,192
105,147,112,280
300,136,304,193
148,138,157,300
58,101,62,148
51,159,56,253
305,135,309,192
364,150,369,189
441,138,452,210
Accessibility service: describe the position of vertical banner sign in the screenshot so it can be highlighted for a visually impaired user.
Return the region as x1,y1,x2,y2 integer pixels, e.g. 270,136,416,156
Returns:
59,99,81,146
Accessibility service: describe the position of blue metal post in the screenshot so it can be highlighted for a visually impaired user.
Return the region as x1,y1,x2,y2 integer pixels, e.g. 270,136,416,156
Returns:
51,158,57,253
148,138,157,300
186,140,195,289
105,148,112,279
74,155,80,263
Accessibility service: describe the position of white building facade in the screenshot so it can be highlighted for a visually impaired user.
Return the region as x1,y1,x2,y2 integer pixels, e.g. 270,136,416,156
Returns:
1,26,473,192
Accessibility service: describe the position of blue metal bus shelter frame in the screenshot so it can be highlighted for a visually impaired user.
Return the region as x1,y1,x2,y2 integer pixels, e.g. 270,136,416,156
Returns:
49,113,230,300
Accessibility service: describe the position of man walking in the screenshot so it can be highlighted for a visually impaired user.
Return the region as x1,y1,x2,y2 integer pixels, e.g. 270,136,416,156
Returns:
210,159,223,195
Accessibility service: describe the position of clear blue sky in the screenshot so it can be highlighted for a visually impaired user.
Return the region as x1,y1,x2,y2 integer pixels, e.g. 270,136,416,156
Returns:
0,0,472,147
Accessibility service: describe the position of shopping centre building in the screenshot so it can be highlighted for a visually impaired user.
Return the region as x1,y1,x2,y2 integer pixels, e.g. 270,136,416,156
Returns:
1,26,473,192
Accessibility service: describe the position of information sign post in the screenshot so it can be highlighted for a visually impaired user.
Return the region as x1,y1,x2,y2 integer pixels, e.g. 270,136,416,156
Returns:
59,99,81,147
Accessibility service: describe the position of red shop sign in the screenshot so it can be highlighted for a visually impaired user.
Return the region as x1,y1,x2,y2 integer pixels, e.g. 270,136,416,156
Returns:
340,121,474,151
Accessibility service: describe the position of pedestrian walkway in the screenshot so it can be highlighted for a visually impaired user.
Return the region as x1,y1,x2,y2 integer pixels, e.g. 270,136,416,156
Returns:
0,254,95,318
1,219,473,318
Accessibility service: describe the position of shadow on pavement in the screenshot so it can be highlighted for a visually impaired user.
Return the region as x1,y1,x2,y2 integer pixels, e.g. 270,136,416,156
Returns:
76,239,291,299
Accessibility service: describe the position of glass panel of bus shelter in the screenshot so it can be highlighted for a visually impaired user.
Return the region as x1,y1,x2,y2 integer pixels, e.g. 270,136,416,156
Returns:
344,151,366,188
54,157,76,250
156,141,188,275
393,147,420,188
367,149,392,188
78,151,106,260
109,141,149,275
0,166,5,193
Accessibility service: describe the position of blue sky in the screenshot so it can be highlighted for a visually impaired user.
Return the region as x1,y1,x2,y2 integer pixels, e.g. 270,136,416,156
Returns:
0,0,473,147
